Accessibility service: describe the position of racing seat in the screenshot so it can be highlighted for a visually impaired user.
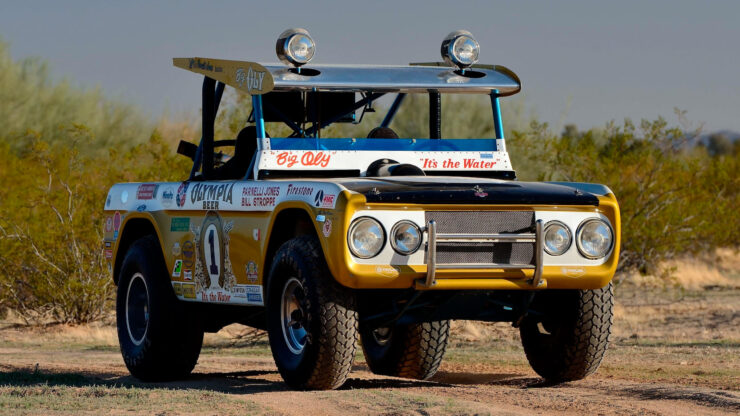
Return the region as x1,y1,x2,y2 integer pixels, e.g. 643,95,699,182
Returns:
214,126,265,180
367,127,399,139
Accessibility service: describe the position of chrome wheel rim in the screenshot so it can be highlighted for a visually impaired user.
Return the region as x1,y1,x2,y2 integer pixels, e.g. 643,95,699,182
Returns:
280,277,307,355
125,273,149,346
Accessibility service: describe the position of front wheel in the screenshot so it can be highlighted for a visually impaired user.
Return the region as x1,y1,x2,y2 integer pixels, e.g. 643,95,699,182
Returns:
266,236,358,390
519,283,614,382
360,320,450,380
116,236,203,381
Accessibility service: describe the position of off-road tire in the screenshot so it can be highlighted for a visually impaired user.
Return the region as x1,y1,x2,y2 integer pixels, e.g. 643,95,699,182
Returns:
116,235,203,381
360,320,450,380
519,282,614,382
266,235,358,390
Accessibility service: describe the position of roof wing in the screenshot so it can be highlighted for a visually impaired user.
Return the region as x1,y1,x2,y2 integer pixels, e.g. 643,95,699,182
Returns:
174,57,520,96
173,57,274,95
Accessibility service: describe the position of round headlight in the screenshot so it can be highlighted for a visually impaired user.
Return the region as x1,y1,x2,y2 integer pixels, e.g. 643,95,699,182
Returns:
348,217,385,258
543,221,572,256
390,221,422,255
576,219,614,259
441,30,480,69
276,28,315,67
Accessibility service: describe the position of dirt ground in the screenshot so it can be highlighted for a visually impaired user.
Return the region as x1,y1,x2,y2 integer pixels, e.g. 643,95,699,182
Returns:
1,283,738,415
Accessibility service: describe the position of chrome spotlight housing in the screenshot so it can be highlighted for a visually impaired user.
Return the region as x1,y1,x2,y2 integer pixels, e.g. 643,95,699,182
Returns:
276,28,316,67
441,30,480,69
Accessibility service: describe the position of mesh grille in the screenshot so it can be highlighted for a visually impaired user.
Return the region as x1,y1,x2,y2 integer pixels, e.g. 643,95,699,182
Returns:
431,242,534,265
425,211,536,265
426,211,534,234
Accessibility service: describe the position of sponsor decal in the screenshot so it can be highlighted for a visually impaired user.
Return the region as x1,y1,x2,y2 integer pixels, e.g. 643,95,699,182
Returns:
236,67,266,94
313,190,336,208
286,184,313,196
245,285,263,303
246,261,258,283
121,190,128,204
473,185,488,198
182,241,195,268
322,219,332,238
182,283,196,299
104,241,112,248
561,267,586,278
172,242,181,256
173,283,183,297
172,259,183,278
241,185,280,207
276,151,331,168
104,217,113,233
252,228,260,241
190,182,235,210
232,285,264,303
183,269,192,281
104,249,113,259
136,184,157,200
170,217,191,232
375,265,400,278
161,186,174,208
421,158,497,169
113,211,121,240
176,182,189,207
188,58,223,73
201,291,231,302
136,204,147,212
107,262,113,275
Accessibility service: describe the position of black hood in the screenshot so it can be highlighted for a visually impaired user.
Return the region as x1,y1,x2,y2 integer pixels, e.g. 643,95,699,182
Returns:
337,177,600,206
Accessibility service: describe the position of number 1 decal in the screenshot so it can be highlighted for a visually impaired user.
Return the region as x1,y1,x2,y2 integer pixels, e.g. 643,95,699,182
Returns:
208,229,219,275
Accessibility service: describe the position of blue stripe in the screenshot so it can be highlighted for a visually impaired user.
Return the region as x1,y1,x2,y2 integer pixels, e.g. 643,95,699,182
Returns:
268,138,498,152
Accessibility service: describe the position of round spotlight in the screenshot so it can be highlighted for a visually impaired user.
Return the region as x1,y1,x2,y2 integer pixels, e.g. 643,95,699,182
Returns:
441,30,480,69
276,28,315,67
348,217,386,259
390,221,422,255
576,219,614,259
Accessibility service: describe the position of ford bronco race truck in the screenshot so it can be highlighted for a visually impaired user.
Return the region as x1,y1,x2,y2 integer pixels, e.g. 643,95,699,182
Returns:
104,29,619,390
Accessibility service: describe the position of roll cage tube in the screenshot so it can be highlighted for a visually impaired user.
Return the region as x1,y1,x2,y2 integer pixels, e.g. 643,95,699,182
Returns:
189,77,225,180
380,91,505,140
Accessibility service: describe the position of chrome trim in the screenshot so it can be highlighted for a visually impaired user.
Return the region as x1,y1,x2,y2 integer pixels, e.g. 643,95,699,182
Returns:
424,220,437,287
542,220,572,256
421,218,544,288
575,218,614,260
437,264,535,270
390,220,423,255
531,220,544,287
265,64,520,95
436,233,535,243
348,217,386,259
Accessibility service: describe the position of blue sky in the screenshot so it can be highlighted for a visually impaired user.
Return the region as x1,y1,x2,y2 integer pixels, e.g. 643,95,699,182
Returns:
1,0,738,132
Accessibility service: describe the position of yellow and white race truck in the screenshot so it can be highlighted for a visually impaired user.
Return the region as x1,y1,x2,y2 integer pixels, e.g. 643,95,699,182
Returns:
104,29,619,390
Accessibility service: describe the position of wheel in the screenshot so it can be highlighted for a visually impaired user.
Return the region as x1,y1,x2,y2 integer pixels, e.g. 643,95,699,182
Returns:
360,320,450,380
116,235,203,381
266,235,358,390
519,282,614,382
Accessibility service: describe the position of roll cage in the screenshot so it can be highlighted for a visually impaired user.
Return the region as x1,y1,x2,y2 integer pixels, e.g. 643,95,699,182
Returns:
174,58,521,181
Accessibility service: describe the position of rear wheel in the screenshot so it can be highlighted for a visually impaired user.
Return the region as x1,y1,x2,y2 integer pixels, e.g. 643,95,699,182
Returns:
519,283,614,382
360,320,450,380
266,235,358,390
116,235,203,381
